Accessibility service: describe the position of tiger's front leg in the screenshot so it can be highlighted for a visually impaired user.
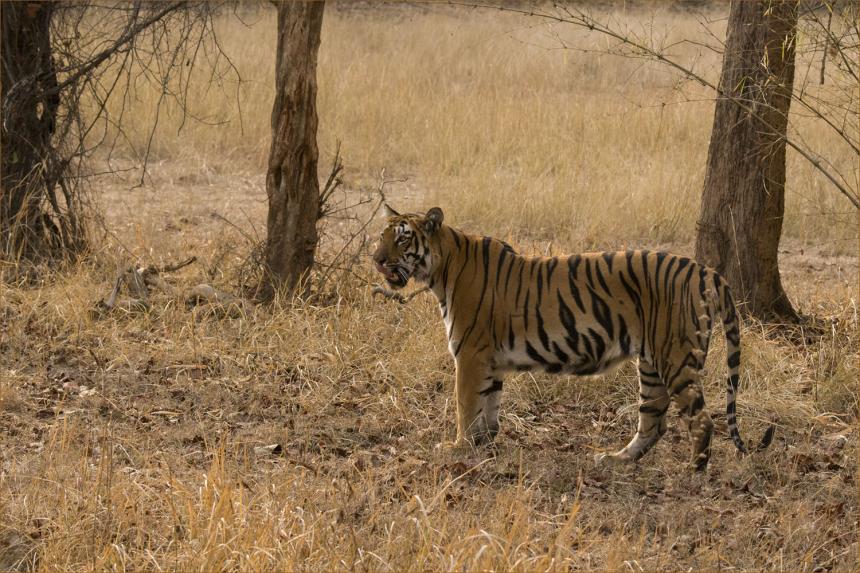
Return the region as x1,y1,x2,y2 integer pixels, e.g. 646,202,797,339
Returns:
449,355,500,447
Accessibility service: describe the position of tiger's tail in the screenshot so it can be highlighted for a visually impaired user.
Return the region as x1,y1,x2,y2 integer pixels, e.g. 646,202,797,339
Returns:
719,281,774,454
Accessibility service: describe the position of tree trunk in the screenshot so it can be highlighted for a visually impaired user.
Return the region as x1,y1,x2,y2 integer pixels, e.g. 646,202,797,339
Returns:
695,0,799,321
261,1,325,300
1,2,73,263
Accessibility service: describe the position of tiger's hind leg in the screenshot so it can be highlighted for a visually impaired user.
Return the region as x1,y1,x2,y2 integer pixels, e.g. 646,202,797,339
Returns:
596,360,669,466
669,366,713,471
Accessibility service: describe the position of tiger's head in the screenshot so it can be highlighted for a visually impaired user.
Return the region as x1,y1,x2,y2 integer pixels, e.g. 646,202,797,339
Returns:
372,204,444,289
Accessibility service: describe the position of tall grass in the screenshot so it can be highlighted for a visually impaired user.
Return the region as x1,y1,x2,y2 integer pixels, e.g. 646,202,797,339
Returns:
94,4,856,252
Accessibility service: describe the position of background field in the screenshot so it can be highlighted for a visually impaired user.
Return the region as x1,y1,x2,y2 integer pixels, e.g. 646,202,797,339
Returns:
1,3,858,571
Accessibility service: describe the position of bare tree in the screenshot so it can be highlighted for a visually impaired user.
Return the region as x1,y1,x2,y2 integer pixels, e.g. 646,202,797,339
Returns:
1,2,79,264
1,1,234,270
261,1,325,300
695,0,799,321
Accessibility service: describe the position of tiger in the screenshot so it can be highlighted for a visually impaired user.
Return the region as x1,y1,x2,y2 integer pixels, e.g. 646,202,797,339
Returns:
372,205,773,470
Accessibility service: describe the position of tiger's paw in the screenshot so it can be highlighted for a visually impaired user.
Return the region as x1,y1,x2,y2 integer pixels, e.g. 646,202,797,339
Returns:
594,451,634,467
435,439,470,452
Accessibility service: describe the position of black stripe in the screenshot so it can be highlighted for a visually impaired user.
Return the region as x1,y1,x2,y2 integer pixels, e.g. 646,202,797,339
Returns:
580,333,594,362
689,290,700,330
726,400,736,415
625,251,642,293
672,257,690,285
536,260,544,306
482,237,491,275
728,373,739,392
523,290,530,332
596,264,612,296
536,305,550,352
639,405,668,416
488,288,498,350
662,255,677,301
557,291,580,355
450,247,473,297
666,353,698,387
572,362,600,376
588,328,606,363
618,271,641,307
640,250,651,292
515,260,525,305
654,251,667,277
602,252,614,274
568,256,585,312
689,393,705,415
552,342,569,364
670,378,694,396
569,255,581,280
495,244,510,291
526,341,549,365
503,253,516,295
441,253,452,289
727,351,740,369
546,257,558,283
480,379,503,396
725,325,740,346
588,287,614,340
618,314,631,356
585,258,595,290
449,227,461,248
684,263,696,288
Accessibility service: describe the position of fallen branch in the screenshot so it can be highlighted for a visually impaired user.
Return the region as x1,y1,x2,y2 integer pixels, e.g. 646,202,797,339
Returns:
140,256,197,276
91,255,205,318
91,264,150,318
103,274,123,310
139,256,197,297
123,267,148,299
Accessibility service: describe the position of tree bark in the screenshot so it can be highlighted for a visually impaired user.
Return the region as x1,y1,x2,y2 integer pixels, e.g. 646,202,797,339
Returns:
1,2,72,262
695,0,799,322
261,1,325,300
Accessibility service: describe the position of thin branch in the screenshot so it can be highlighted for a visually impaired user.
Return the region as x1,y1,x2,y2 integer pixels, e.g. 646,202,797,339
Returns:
49,2,186,96
372,285,430,304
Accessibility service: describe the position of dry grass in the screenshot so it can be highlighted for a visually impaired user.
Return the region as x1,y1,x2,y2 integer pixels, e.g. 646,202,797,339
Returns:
93,3,856,251
1,3,858,572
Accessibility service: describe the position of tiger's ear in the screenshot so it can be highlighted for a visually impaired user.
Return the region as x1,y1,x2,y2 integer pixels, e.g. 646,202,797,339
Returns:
423,207,444,234
383,203,400,218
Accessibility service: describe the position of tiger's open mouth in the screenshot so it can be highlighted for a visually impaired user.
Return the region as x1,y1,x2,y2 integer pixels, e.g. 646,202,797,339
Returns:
375,262,408,288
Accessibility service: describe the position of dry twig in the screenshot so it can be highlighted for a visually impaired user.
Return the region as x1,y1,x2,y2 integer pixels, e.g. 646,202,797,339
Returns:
372,285,430,305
